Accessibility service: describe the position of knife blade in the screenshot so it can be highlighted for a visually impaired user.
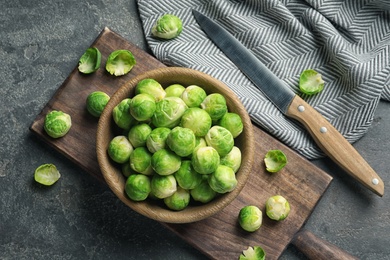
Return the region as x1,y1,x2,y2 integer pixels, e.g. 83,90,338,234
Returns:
193,10,384,196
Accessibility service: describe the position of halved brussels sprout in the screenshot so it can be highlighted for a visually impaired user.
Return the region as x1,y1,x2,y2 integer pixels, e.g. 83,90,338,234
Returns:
146,127,171,153
34,164,61,186
107,135,133,164
151,148,181,176
264,150,287,173
175,160,202,190
44,110,72,138
151,174,177,199
165,84,185,97
129,93,156,121
78,47,101,74
105,49,136,76
180,107,212,137
299,69,324,95
151,14,183,40
191,146,220,175
265,195,290,221
208,165,237,194
190,179,216,203
135,78,166,101
152,97,188,128
238,205,263,232
218,112,243,138
164,187,190,211
129,147,153,175
180,85,207,107
86,91,110,117
125,174,151,201
201,93,227,121
205,126,234,157
112,98,137,130
166,126,196,157
128,123,152,148
220,146,242,173
239,246,266,260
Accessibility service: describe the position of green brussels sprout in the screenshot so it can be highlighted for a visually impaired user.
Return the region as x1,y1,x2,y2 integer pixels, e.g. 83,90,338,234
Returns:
151,14,183,40
238,205,263,232
220,146,242,173
265,195,290,221
86,91,110,117
105,49,136,76
180,85,207,107
34,164,61,186
112,98,137,130
174,160,202,190
200,93,227,121
205,126,234,157
191,146,220,175
151,149,181,176
208,165,237,193
218,112,243,138
107,135,133,163
146,127,171,153
130,147,153,175
239,246,266,260
151,174,177,199
164,187,190,211
166,126,196,157
180,107,212,137
44,110,72,138
165,84,185,97
152,97,188,128
190,180,216,203
129,93,156,121
264,149,287,173
135,78,166,101
299,69,324,95
125,174,151,201
128,123,152,148
121,162,136,178
78,47,101,74
193,137,207,153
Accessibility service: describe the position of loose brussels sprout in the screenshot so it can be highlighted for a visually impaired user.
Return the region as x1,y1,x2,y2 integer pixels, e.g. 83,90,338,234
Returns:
190,179,216,203
201,93,227,121
166,126,196,157
299,69,324,95
151,14,183,40
129,93,156,121
220,146,242,173
164,187,190,211
105,49,136,76
180,85,207,107
128,123,152,148
218,112,243,138
146,127,171,153
121,162,136,178
125,174,151,201
165,84,185,97
151,174,177,199
112,98,137,130
191,146,220,175
193,137,207,153
152,97,187,128
129,147,153,175
151,148,181,175
208,165,237,193
264,150,287,173
78,47,101,74
238,205,263,232
34,164,61,186
180,107,212,137
86,91,110,117
239,246,266,260
175,160,202,190
265,195,290,221
135,78,166,101
44,110,72,138
107,135,133,163
205,126,234,157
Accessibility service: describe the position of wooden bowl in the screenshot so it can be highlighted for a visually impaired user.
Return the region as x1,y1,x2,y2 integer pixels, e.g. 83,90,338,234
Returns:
96,67,254,223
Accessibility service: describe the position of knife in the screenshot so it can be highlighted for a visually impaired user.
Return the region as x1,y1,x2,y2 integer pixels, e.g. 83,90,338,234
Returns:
192,10,384,197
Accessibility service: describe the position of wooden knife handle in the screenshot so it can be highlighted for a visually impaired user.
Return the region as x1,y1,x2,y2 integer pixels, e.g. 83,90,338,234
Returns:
286,95,384,196
292,230,359,260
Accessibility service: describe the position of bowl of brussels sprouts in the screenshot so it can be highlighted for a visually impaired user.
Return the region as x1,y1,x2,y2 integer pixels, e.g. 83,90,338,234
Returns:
96,67,254,223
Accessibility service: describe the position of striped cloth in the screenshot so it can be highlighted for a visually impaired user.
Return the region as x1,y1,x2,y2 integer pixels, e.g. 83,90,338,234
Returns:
137,0,390,159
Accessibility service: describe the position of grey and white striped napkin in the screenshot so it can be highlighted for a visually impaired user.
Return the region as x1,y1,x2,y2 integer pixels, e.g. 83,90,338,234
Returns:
137,0,390,159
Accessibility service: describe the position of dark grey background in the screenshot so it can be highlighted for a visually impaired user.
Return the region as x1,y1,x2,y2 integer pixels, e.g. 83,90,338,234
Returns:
1,1,389,259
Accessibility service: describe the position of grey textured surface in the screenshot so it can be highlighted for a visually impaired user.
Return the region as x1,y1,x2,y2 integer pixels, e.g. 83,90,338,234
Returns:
0,1,389,259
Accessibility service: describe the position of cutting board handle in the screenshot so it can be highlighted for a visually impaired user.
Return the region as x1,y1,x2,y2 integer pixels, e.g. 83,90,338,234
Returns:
292,229,358,260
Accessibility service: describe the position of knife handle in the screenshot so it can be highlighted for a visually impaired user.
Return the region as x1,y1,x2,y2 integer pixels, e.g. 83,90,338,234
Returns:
286,95,384,196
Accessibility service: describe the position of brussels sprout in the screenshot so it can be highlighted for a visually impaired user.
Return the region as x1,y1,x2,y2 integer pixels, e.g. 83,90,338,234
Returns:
151,14,183,40
86,91,110,117
218,112,243,138
191,146,220,175
208,165,237,193
78,47,101,74
238,205,263,232
151,149,181,176
220,146,242,173
200,93,227,121
265,195,290,221
130,147,153,175
135,78,166,101
180,85,207,107
165,84,185,97
105,49,136,76
125,174,151,201
180,107,212,137
193,137,207,154
264,150,287,173
166,126,196,157
129,93,156,121
152,97,187,128
44,110,72,138
190,179,216,203
128,123,152,148
299,69,324,95
34,164,61,186
151,174,177,199
205,126,234,157
121,162,136,178
175,160,202,190
164,187,190,211
107,135,133,163
146,127,171,153
112,98,137,130
239,246,266,260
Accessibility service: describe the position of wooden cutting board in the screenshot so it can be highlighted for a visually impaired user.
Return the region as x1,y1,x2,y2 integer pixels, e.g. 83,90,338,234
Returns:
30,27,334,259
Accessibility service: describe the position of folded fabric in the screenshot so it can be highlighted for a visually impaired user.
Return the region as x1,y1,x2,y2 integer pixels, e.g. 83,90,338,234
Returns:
137,0,390,159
